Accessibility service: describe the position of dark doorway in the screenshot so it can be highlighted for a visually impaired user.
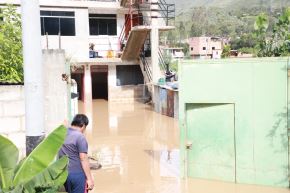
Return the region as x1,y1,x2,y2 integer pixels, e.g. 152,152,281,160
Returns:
116,65,144,86
71,73,84,100
91,71,108,100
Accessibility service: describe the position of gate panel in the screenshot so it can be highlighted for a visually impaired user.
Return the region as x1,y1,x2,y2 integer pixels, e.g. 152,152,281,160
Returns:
186,103,235,182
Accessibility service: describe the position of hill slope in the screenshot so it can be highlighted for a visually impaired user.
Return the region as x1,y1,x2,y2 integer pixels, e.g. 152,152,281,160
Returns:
166,0,290,13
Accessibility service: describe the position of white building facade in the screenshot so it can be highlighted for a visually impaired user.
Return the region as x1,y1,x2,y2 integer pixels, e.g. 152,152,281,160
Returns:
0,0,152,102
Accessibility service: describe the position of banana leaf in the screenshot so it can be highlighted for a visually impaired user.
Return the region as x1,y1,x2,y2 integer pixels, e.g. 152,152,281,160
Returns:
23,156,68,193
0,135,19,190
13,125,67,186
4,185,23,193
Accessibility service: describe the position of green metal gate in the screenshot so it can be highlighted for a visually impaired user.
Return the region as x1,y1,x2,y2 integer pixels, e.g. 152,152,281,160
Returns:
179,58,290,187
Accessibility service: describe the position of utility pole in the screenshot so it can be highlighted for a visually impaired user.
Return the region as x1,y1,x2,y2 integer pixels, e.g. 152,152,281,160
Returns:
21,0,45,155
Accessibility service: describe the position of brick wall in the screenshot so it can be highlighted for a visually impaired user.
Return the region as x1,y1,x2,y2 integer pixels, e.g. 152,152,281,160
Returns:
0,85,26,158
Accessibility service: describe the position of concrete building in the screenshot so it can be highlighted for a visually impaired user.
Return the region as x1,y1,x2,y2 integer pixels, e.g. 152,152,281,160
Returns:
162,47,184,59
187,37,223,59
0,0,175,103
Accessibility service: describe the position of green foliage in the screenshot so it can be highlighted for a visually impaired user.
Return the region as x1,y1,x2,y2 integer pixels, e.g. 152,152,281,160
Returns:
221,45,231,58
254,8,290,57
0,5,23,83
169,60,179,72
238,47,258,56
166,3,290,56
231,34,257,50
0,125,68,193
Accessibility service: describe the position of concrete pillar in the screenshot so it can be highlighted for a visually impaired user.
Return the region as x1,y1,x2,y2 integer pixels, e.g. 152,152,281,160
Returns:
83,64,93,131
21,0,45,155
150,0,160,83
150,0,161,108
42,50,69,133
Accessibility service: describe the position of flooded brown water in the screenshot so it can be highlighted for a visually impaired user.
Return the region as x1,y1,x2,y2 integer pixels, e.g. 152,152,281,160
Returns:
79,99,290,193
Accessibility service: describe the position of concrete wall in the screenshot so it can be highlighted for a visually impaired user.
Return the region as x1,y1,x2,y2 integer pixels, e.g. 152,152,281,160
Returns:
108,64,147,102
43,50,69,132
0,86,26,158
0,50,69,157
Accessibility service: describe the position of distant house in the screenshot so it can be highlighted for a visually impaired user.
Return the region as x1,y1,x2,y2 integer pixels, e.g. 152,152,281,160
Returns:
187,37,224,59
162,47,184,59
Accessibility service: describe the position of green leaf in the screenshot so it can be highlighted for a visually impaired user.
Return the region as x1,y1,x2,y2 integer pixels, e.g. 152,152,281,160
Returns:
23,156,68,193
0,135,19,190
4,185,23,193
254,13,268,31
13,125,67,186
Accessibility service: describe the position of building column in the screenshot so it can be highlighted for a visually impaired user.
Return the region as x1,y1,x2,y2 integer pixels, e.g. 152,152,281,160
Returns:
21,0,45,155
83,64,93,131
150,0,161,108
108,64,117,101
150,0,160,83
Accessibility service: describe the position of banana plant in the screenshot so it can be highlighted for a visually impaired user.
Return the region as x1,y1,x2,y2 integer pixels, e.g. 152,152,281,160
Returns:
0,125,68,193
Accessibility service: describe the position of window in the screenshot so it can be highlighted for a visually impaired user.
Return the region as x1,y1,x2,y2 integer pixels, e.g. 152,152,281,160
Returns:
191,47,193,51
116,65,143,86
212,47,215,50
203,47,206,50
40,11,75,36
89,14,117,35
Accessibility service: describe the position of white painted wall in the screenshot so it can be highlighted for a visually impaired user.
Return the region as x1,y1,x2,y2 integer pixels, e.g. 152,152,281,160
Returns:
40,7,126,60
41,8,90,62
0,0,126,61
0,86,26,158
0,50,69,158
43,50,69,133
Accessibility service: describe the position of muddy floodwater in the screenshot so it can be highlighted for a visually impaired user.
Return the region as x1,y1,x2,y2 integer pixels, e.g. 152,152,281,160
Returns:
79,100,290,193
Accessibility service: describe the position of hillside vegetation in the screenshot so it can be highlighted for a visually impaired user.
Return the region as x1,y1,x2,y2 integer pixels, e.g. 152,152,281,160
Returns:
162,0,290,56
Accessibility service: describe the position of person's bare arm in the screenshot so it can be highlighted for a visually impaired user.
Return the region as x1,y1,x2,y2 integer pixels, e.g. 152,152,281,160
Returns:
80,152,94,190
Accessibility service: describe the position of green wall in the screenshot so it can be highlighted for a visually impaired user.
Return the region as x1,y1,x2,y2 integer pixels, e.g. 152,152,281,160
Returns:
179,58,289,187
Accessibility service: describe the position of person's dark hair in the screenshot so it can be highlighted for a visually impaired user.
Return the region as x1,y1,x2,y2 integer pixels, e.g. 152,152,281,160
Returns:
71,114,89,127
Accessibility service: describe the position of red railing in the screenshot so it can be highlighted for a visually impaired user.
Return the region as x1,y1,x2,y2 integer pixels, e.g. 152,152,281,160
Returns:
118,3,144,51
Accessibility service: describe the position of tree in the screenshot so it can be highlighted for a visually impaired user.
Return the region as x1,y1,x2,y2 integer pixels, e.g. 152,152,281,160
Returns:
222,45,231,58
254,8,290,57
0,5,23,83
190,23,203,37
254,13,271,56
178,21,186,43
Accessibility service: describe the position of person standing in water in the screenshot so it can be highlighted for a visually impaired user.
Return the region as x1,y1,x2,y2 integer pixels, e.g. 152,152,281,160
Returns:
59,114,94,193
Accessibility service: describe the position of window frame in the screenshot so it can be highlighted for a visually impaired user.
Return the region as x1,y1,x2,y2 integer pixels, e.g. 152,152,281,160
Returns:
40,10,76,36
89,14,117,36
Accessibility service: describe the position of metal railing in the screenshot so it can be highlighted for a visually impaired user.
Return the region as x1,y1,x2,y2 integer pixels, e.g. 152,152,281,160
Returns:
119,0,175,50
158,48,167,71
157,0,175,26
118,9,151,51
140,51,152,82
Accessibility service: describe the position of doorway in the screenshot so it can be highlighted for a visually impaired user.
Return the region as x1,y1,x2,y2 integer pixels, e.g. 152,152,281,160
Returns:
71,73,84,100
91,65,108,100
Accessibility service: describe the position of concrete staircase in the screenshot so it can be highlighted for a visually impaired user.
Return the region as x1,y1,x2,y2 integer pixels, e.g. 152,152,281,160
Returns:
121,26,151,62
